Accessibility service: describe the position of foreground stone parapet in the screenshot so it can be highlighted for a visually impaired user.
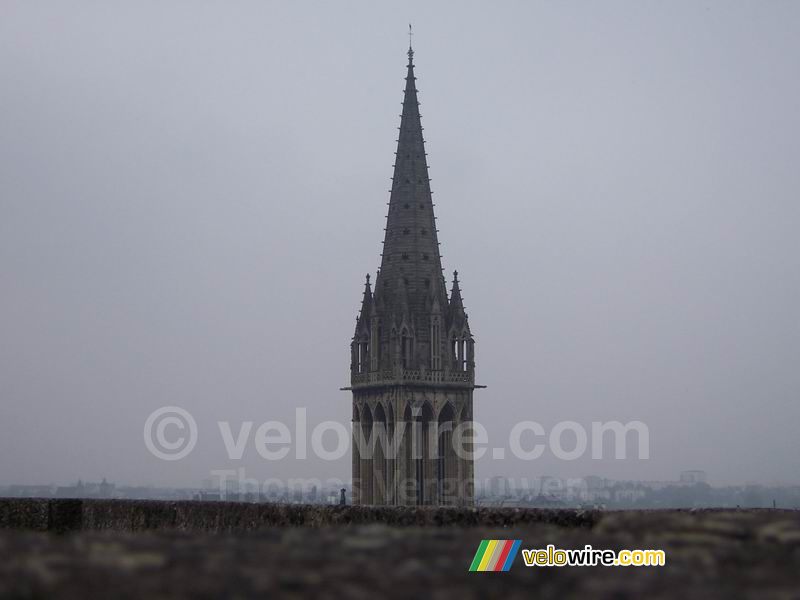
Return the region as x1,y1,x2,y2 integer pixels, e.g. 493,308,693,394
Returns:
1,510,799,599
0,498,600,532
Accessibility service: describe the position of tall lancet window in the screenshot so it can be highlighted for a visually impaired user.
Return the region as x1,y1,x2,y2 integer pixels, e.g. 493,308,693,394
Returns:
370,320,379,372
376,324,383,369
430,317,441,370
452,336,467,372
401,328,412,369
358,335,369,374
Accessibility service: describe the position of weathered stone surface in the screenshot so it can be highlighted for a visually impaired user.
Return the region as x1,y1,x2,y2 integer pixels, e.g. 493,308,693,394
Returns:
0,499,602,532
0,497,49,531
1,510,799,599
48,499,83,534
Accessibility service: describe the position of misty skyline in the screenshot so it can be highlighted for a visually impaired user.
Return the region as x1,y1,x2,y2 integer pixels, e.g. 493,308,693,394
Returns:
1,1,798,488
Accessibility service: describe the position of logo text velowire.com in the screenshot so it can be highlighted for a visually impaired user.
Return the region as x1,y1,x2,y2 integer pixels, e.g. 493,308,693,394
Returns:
521,544,666,567
470,542,666,570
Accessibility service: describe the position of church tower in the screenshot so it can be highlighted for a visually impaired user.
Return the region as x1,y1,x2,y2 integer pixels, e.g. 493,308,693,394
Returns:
346,44,479,506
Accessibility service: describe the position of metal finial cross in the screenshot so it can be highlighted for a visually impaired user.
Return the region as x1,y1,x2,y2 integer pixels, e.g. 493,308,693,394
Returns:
408,23,413,47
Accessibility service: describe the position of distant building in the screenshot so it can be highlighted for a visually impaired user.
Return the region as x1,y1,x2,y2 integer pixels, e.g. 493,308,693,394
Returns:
582,476,612,503
4,484,55,497
612,482,648,503
194,491,222,501
55,478,116,498
488,477,512,498
680,470,708,484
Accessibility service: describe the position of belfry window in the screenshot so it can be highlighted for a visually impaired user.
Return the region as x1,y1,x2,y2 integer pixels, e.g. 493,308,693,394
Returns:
452,337,467,371
358,339,369,373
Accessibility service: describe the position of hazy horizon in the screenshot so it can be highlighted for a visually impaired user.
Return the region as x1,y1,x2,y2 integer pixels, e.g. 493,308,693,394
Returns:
1,1,799,489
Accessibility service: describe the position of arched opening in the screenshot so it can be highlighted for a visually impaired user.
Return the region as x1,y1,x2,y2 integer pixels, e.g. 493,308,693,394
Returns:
459,332,470,371
458,403,473,505
360,404,373,504
437,403,456,505
373,404,388,505
451,334,468,372
401,403,413,505
387,403,395,505
352,404,361,505
415,402,435,506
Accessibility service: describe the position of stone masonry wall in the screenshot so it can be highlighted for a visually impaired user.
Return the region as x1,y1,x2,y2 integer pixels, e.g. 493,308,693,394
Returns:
0,498,598,533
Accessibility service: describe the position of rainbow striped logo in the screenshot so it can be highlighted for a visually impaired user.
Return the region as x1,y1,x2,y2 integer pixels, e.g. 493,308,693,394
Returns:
469,540,522,571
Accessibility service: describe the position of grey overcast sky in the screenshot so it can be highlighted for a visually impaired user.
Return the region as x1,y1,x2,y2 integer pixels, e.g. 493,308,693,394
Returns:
1,1,798,488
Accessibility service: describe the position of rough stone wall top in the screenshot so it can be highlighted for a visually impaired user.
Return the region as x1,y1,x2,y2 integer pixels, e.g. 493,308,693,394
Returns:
2,499,800,599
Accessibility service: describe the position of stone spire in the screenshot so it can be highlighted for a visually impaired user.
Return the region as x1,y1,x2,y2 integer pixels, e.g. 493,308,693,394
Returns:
347,43,478,507
374,45,446,315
